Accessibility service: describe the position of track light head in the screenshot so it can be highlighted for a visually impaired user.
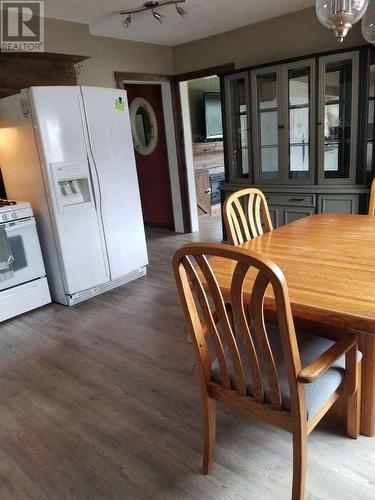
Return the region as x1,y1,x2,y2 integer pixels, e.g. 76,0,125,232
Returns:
175,3,186,17
122,14,131,28
152,10,163,22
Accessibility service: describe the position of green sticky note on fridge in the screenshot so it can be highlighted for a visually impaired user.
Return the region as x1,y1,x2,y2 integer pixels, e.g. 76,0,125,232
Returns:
115,98,125,111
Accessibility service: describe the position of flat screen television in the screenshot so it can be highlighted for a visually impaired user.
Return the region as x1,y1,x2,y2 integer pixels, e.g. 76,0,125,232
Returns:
204,91,223,140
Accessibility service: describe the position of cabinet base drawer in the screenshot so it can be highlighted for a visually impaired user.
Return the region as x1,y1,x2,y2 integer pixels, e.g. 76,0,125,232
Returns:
266,193,316,207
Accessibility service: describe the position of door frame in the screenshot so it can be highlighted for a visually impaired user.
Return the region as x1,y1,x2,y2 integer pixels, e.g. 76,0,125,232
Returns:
116,73,184,232
115,64,234,233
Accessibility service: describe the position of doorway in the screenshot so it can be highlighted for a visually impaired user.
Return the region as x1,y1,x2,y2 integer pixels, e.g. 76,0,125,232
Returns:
125,83,175,231
179,75,225,240
116,64,234,235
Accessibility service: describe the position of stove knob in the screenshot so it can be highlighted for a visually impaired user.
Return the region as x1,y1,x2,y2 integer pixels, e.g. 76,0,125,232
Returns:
2,214,8,221
11,212,17,219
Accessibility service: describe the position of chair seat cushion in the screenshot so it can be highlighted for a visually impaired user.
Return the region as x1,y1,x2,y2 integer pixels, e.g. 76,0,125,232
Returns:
211,325,357,420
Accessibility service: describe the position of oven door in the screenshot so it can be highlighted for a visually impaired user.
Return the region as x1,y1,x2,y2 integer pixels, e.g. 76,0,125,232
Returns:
0,218,46,292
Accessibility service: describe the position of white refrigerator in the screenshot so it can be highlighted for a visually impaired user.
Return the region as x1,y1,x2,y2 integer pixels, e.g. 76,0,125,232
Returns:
0,86,148,305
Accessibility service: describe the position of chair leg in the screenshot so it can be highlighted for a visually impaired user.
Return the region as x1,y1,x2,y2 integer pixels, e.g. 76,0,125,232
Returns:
202,394,216,475
292,428,307,500
347,362,361,439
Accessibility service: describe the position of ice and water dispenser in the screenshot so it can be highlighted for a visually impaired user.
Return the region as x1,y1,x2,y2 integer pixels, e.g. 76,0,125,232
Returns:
51,162,94,212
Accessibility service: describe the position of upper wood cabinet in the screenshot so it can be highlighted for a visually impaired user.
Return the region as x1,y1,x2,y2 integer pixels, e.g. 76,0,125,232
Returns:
223,49,362,187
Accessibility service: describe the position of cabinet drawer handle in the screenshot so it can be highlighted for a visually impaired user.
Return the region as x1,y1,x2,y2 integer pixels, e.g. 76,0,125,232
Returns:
290,198,305,202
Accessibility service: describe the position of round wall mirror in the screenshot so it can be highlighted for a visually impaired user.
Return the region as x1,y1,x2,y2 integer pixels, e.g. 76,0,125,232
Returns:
129,97,158,156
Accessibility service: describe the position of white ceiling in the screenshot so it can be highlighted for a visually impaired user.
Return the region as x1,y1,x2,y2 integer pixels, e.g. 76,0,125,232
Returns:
44,0,316,47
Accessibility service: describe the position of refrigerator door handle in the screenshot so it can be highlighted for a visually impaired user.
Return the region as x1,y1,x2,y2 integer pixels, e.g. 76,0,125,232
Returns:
86,149,112,279
87,152,101,213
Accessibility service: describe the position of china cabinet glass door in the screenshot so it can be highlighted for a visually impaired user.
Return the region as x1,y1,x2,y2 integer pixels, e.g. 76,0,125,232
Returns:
318,52,359,184
224,72,251,181
251,61,315,184
285,60,315,183
252,67,283,183
366,62,375,181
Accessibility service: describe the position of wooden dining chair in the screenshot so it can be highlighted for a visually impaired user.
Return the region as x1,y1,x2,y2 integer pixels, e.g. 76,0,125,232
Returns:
223,188,273,245
173,243,361,500
369,178,375,216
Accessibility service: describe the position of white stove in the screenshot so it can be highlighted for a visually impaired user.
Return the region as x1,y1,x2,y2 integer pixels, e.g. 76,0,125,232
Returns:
0,199,51,321
0,199,33,221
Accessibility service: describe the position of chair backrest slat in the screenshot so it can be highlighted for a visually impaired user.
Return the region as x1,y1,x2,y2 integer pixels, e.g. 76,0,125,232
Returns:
173,243,303,416
224,188,273,246
194,254,247,396
369,178,375,216
228,204,243,246
247,193,260,238
181,256,231,389
231,262,264,403
233,198,251,245
177,257,213,383
254,195,264,237
250,273,282,409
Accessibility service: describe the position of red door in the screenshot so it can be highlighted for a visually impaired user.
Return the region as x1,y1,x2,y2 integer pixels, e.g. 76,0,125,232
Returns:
125,83,174,230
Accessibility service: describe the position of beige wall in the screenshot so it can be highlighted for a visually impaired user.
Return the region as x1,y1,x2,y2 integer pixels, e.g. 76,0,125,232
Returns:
44,18,174,88
173,7,366,74
42,8,368,88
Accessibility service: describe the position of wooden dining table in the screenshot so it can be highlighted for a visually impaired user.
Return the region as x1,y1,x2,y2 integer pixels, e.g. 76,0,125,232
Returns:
207,213,375,436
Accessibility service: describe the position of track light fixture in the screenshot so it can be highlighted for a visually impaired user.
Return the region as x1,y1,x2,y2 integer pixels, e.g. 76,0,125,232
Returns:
121,0,187,29
122,14,131,29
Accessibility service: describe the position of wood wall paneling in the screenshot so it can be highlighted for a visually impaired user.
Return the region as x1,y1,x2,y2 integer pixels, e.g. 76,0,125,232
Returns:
0,52,89,98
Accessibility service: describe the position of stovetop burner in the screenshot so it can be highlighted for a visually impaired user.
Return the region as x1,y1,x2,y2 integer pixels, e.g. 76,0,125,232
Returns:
0,199,16,207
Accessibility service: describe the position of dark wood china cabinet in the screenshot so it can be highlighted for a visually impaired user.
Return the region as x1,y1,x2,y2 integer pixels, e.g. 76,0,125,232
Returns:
221,46,374,229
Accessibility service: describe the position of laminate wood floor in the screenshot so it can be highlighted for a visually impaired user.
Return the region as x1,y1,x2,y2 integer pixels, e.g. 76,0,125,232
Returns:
0,214,374,499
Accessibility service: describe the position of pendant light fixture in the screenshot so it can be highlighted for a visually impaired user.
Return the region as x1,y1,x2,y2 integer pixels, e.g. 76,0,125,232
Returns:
316,0,369,42
362,0,375,44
